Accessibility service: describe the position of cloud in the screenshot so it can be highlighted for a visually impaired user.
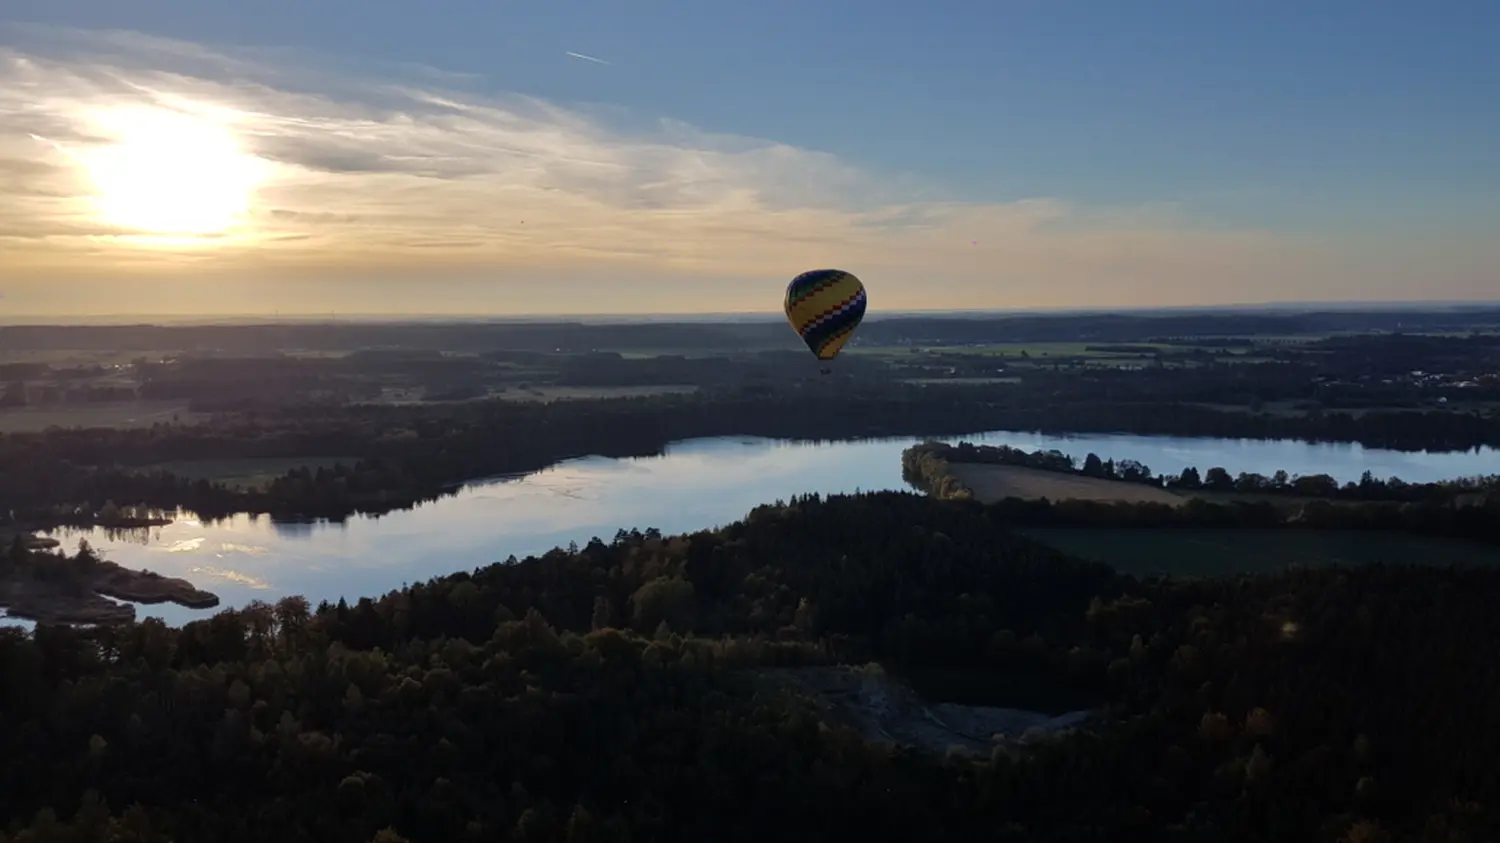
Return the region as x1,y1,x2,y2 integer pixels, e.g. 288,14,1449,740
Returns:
565,51,611,66
0,23,1495,314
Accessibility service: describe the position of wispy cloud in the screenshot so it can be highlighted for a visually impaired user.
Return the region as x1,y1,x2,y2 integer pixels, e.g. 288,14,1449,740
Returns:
565,51,611,66
0,23,1494,314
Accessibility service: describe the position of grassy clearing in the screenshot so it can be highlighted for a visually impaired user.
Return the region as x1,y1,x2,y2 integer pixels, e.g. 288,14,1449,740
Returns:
0,402,204,433
950,463,1187,506
139,457,358,490
1021,527,1500,576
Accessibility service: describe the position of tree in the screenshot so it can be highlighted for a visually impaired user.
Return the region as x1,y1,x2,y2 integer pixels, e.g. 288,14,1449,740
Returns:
591,596,613,631
629,576,695,633
565,805,599,843
794,597,818,634
1204,467,1235,491
4,535,25,570
75,538,100,567
1293,473,1340,498
1082,453,1105,477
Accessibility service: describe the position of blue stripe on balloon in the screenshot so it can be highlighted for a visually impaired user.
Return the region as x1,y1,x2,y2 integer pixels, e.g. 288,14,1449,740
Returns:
801,292,866,353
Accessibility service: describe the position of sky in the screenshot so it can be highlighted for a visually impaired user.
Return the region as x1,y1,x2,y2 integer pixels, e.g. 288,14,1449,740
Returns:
1,1,1498,317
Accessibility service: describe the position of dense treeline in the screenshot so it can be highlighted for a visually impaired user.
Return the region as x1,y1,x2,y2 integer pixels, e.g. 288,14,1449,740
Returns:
3,492,1498,841
902,444,1500,544
3,391,1498,529
910,441,1500,502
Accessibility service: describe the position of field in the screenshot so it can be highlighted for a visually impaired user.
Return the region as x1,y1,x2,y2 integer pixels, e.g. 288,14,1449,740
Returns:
0,401,204,432
855,341,1279,371
0,349,169,366
855,342,1157,358
139,457,357,490
1022,527,1500,576
900,377,1022,386
949,463,1187,505
496,385,699,402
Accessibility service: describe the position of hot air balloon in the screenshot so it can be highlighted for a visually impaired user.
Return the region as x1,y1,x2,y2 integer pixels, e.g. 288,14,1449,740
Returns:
783,269,867,374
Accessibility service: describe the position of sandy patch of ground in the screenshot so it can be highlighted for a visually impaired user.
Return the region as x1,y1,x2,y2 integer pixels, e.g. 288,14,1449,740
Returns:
950,463,1187,506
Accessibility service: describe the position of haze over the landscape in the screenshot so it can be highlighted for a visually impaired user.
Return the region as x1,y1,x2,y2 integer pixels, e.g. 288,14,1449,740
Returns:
2,2,1497,317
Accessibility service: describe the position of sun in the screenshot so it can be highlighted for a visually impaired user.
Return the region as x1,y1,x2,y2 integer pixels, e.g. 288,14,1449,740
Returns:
76,106,267,239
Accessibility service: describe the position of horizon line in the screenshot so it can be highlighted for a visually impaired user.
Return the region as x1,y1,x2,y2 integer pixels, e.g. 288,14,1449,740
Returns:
2,298,1499,328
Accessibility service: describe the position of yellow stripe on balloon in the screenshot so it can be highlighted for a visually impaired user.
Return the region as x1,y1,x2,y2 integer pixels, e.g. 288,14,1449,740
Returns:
815,324,858,359
786,273,864,333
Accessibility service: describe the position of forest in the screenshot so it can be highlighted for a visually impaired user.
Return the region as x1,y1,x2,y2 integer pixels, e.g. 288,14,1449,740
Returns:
2,491,1496,842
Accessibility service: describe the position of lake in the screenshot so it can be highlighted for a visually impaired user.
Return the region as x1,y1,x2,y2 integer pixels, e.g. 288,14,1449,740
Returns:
18,430,1500,627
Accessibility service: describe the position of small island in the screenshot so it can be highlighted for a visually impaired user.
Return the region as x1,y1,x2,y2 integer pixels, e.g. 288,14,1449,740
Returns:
0,537,219,625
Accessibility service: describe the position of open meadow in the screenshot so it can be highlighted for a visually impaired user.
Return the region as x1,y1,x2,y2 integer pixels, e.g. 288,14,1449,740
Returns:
949,463,1187,505
0,401,204,432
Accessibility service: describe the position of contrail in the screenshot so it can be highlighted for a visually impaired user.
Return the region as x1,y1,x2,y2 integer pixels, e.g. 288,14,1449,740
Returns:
30,133,79,162
565,51,611,65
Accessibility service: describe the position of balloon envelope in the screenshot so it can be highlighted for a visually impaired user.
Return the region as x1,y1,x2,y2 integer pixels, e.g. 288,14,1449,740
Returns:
783,269,867,361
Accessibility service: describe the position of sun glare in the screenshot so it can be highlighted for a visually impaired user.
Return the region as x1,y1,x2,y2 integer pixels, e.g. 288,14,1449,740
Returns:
76,106,266,239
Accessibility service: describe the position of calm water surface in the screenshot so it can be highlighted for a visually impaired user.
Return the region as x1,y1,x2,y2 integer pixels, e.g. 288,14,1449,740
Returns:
24,430,1500,626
